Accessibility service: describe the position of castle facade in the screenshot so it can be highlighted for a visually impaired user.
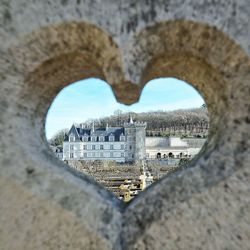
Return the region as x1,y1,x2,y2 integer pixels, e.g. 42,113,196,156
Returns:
63,118,147,163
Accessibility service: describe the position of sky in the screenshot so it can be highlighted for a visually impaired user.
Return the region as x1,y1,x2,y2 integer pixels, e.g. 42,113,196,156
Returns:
45,77,205,139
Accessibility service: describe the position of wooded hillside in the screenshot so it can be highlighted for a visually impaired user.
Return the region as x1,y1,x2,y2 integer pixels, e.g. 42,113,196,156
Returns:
83,107,209,138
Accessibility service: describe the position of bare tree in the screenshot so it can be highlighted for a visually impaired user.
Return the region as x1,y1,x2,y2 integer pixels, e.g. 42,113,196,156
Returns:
49,129,68,146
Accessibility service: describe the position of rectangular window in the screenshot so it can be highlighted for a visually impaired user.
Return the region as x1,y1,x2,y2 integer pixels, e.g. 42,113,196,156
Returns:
121,144,124,150
100,152,104,157
121,153,124,157
92,152,95,157
69,136,75,142
70,145,74,150
100,145,104,150
99,136,104,142
92,145,95,150
110,152,113,158
84,153,87,158
83,145,87,150
110,145,114,150
70,153,74,158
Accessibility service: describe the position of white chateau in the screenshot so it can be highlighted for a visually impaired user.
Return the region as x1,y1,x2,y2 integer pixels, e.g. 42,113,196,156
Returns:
62,117,205,163
63,118,147,162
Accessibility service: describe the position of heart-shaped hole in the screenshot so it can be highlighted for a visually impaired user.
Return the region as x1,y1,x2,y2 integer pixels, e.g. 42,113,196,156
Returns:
46,77,209,202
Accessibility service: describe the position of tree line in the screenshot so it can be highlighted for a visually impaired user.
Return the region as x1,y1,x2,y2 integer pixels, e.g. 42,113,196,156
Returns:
82,106,209,137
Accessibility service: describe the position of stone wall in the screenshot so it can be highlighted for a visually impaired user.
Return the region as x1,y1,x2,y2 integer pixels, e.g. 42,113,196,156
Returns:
135,125,146,160
0,0,249,249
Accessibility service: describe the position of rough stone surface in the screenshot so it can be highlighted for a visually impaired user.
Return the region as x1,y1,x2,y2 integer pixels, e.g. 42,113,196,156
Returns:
0,0,249,249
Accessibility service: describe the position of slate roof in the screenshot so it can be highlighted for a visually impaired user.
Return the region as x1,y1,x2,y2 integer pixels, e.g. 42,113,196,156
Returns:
64,124,125,142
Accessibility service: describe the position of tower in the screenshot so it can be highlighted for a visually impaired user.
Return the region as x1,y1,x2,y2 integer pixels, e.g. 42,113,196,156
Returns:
124,116,147,162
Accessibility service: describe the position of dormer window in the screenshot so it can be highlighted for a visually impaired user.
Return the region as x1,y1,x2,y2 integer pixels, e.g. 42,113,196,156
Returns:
109,134,114,142
69,134,75,142
99,135,104,142
91,136,97,142
83,134,88,142
120,135,125,141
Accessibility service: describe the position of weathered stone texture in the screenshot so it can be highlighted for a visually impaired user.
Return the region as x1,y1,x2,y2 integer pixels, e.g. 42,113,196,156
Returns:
0,0,249,249
0,177,113,250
